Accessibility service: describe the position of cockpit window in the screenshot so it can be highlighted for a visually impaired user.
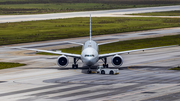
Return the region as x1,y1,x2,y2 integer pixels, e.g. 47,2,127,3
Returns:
85,54,94,57
85,55,89,57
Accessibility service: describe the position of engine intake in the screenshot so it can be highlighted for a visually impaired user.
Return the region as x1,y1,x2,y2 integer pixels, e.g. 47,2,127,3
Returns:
111,55,123,67
57,55,69,67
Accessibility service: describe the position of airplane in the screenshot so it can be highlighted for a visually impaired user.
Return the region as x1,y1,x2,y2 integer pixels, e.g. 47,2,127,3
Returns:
7,15,178,74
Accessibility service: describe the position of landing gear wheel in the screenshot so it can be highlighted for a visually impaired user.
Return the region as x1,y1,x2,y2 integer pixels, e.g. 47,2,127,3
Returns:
103,64,109,68
106,64,109,68
72,64,78,69
87,70,92,74
75,64,78,69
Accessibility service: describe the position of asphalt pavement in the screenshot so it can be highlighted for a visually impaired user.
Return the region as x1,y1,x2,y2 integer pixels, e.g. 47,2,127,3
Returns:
0,5,179,23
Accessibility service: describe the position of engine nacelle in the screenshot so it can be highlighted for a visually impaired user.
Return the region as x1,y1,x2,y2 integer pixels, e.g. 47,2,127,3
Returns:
111,55,123,67
57,55,69,67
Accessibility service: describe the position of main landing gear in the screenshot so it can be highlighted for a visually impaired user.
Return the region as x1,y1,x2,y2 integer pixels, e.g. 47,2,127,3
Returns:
101,57,108,68
72,58,79,69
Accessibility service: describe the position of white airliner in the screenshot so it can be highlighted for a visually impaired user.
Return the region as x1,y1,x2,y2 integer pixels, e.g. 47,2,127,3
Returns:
9,15,178,73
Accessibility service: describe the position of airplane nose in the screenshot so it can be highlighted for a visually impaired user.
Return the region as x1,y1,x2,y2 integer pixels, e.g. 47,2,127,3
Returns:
86,57,94,65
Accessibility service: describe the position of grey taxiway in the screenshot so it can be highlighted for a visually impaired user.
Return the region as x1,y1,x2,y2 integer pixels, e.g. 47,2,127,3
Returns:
0,5,180,23
1,5,180,101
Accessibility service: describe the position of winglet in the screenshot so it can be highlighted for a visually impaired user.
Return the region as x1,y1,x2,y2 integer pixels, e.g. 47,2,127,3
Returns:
90,14,92,42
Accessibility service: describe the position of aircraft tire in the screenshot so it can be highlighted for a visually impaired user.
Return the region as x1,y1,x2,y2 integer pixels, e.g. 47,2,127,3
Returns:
87,70,92,74
106,64,109,68
76,64,78,69
103,64,108,68
72,64,75,68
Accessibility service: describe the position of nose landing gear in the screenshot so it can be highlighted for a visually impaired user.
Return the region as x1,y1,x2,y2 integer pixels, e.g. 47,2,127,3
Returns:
87,66,92,74
87,69,92,74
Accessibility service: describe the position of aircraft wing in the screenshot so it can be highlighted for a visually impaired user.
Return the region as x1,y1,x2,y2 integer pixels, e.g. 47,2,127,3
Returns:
99,45,179,58
98,40,120,45
6,47,81,58
64,41,84,45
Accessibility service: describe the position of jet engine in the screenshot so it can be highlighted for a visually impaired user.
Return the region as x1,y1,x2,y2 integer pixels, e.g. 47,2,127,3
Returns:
57,55,69,67
111,55,123,67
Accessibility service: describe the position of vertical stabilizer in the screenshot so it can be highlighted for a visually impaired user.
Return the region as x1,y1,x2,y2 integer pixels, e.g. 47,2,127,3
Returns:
90,14,92,41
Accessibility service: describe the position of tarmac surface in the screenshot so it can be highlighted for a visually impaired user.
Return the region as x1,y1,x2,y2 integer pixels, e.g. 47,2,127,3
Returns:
0,5,180,23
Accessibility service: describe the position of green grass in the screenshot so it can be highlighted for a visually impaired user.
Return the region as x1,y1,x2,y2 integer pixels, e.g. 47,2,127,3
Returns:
38,34,180,55
1,17,180,46
0,62,26,69
131,10,180,16
0,3,170,15
169,66,180,70
0,0,179,5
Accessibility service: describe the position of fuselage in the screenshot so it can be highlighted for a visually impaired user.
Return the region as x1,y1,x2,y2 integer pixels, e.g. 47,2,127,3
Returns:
81,40,99,66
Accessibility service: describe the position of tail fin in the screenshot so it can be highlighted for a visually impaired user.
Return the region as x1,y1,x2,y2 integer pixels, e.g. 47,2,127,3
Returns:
90,14,92,41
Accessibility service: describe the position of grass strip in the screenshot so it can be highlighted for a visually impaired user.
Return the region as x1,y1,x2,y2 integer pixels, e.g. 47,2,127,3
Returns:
0,0,178,15
0,62,26,69
0,0,179,4
0,3,169,15
1,17,180,46
169,66,180,70
131,10,180,16
38,34,180,55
